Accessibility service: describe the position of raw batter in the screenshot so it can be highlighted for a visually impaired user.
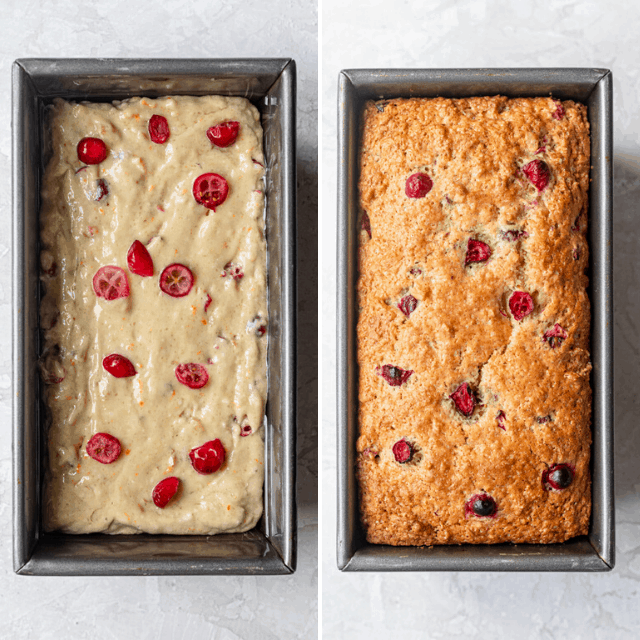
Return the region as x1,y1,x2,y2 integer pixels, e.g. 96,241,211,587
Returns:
40,96,267,534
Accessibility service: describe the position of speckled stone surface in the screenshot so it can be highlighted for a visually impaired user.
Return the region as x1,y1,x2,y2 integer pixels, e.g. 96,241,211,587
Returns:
1,1,317,638
322,1,640,638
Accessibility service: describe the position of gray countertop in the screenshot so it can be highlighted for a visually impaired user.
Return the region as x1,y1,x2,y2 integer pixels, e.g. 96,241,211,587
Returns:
0,1,318,638
321,1,640,638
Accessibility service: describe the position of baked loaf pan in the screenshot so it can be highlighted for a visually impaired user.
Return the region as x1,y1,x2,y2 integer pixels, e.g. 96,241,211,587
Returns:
13,58,297,575
337,68,614,572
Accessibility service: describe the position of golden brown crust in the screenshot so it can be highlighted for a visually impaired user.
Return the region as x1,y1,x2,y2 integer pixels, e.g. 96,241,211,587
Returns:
356,96,591,546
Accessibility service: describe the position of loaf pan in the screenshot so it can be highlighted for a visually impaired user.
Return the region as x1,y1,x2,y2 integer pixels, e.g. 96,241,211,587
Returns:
337,68,614,572
13,58,297,576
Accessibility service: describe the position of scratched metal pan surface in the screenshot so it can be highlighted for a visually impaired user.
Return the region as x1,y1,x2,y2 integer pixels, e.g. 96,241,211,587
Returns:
13,58,297,576
337,68,613,572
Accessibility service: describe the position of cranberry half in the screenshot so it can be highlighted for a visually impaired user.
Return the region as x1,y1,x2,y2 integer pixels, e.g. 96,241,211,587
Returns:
159,263,194,297
127,240,154,277
103,354,137,378
465,239,492,265
543,323,568,348
552,101,565,121
207,121,240,148
502,229,528,242
405,172,433,198
77,137,108,164
86,432,121,464
523,159,551,192
397,295,418,318
92,266,130,301
466,494,497,518
152,476,180,508
509,291,534,321
377,365,413,387
148,115,170,144
193,173,229,211
95,179,109,201
222,262,244,281
392,439,413,463
543,464,574,490
450,383,476,417
189,439,226,474
175,363,209,389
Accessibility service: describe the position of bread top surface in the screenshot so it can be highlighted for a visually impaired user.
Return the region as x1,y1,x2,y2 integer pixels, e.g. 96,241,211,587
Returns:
357,96,591,545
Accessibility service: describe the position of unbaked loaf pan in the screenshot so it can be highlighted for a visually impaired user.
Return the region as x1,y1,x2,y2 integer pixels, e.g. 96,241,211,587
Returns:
337,68,614,572
12,58,297,576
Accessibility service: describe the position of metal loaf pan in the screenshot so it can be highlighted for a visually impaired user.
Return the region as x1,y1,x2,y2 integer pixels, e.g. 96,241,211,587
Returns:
337,68,613,572
13,58,297,575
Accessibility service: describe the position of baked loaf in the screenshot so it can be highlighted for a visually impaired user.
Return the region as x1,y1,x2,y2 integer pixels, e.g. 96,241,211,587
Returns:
357,96,591,545
40,96,267,534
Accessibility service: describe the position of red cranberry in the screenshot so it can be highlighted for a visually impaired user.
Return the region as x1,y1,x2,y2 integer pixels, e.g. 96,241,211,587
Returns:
405,172,433,198
159,263,194,297
543,463,574,490
523,159,550,192
148,115,170,144
361,212,372,238
127,240,154,277
465,494,497,518
397,295,418,317
240,425,253,437
102,354,137,378
152,477,180,508
175,363,209,389
465,239,492,265
204,293,212,312
497,410,506,430
509,291,534,321
222,262,244,281
450,383,476,417
86,432,121,464
193,173,229,211
537,416,552,424
77,137,108,164
92,266,130,301
543,323,568,348
95,179,109,201
552,101,565,120
409,266,422,276
207,121,240,148
377,365,413,386
256,324,267,337
189,439,226,474
392,439,413,463
502,230,528,241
